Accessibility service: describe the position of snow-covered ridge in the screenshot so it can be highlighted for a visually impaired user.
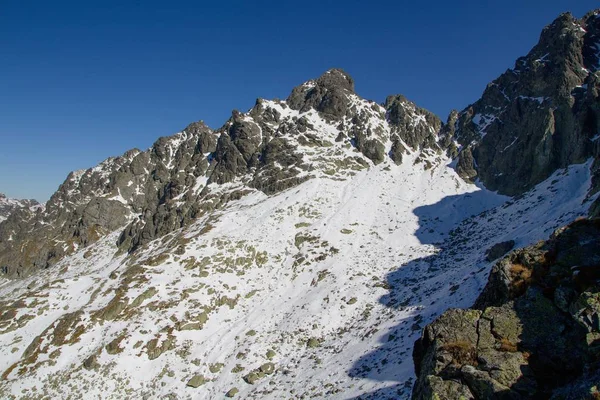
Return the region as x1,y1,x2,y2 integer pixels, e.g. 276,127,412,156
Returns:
0,152,595,399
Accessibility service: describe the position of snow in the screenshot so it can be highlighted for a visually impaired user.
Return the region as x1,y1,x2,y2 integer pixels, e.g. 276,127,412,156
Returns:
593,41,600,71
0,195,40,223
0,148,596,399
472,113,499,137
535,53,550,63
518,95,547,104
501,137,519,152
1,78,598,398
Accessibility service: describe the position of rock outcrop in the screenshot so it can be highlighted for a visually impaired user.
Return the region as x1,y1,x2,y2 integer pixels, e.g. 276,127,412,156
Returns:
0,69,442,278
0,193,40,223
412,218,600,399
451,10,600,196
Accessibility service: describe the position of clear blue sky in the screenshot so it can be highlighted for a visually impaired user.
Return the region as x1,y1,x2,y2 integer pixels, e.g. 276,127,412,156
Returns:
1,0,597,201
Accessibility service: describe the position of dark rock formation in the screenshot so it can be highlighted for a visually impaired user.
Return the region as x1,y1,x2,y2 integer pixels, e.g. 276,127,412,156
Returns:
485,240,515,262
0,193,39,222
450,10,600,196
287,68,355,118
413,218,600,399
385,95,442,162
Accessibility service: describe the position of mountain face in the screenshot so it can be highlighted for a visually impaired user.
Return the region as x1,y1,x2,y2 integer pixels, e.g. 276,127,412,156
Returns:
0,9,599,400
453,11,600,197
0,194,40,224
0,68,443,279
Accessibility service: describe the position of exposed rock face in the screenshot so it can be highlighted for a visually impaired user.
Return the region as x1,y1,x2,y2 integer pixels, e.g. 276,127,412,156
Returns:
0,69,442,278
452,10,600,196
287,68,355,118
385,95,442,164
413,218,600,399
0,122,221,277
0,193,40,223
485,240,515,262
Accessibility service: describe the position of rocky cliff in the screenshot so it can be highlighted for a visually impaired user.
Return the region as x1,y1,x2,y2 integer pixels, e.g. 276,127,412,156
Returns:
0,194,40,224
412,218,600,399
0,68,443,278
453,11,600,197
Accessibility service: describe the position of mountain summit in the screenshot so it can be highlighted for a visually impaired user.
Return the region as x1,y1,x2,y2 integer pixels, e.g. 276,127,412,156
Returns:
0,9,599,400
0,67,444,278
452,10,600,196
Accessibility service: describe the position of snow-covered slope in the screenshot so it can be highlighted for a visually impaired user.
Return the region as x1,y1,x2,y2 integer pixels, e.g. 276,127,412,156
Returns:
1,10,600,397
0,151,595,399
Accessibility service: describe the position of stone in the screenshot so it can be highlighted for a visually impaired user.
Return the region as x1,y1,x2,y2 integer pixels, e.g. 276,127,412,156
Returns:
243,371,263,385
186,374,207,388
485,240,515,261
412,218,600,399
259,362,275,375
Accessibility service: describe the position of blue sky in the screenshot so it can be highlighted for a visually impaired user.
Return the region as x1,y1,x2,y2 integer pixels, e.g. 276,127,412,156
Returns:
1,0,598,201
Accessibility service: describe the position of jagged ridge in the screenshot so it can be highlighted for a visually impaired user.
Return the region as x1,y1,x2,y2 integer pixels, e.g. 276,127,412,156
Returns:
453,10,600,196
0,68,442,278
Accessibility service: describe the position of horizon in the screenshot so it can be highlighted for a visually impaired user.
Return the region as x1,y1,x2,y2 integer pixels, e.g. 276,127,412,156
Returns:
1,1,598,201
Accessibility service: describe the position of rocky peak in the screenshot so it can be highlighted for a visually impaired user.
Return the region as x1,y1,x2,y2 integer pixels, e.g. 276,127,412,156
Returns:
384,94,442,156
315,68,355,92
286,68,355,118
4,68,439,277
451,10,600,196
582,10,600,72
0,194,40,223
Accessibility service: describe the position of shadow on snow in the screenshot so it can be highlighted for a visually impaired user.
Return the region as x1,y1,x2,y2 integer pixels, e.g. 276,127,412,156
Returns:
346,189,507,399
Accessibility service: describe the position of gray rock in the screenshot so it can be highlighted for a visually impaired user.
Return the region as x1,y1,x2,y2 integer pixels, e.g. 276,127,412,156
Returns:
186,374,207,388
449,11,600,196
287,68,354,119
385,95,442,151
413,218,600,399
485,240,515,262
0,193,39,222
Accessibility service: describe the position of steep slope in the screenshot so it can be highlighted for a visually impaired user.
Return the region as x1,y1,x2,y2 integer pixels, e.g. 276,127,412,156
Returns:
0,194,40,224
0,153,596,399
0,69,442,279
1,9,600,400
452,10,600,196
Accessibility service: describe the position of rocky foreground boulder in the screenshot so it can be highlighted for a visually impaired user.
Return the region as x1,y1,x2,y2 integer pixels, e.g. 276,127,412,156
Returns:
412,218,600,399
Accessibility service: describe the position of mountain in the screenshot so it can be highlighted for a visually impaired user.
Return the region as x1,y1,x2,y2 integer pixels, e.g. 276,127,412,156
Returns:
0,68,443,279
452,10,600,197
0,194,40,224
0,9,599,400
